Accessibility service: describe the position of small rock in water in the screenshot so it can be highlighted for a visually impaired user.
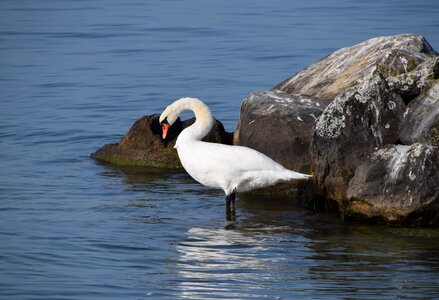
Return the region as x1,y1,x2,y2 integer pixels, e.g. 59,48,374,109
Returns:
91,114,232,168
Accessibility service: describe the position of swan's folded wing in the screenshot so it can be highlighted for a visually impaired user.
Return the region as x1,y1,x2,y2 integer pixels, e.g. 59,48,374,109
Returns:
195,142,286,173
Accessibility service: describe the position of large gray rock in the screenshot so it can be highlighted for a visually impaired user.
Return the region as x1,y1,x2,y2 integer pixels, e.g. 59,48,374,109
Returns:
231,34,439,225
235,90,327,173
312,76,405,201
273,34,437,101
399,81,439,146
92,114,232,168
346,143,439,225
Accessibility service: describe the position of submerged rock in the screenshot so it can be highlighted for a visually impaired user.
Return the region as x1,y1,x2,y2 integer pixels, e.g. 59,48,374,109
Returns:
273,34,437,101
92,114,232,168
346,143,439,225
399,81,439,146
312,76,405,201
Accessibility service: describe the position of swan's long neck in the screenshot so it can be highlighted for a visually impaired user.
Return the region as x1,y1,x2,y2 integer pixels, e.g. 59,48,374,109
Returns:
173,98,215,144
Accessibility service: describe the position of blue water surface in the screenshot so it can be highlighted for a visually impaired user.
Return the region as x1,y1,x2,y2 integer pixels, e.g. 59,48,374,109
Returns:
1,0,439,299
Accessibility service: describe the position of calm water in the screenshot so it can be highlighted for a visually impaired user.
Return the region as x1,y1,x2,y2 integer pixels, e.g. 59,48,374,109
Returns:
1,0,439,299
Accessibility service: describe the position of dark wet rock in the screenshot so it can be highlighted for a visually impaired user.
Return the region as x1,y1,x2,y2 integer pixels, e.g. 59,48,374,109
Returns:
346,143,439,226
312,76,405,201
235,90,328,173
273,34,437,101
234,90,327,197
92,114,233,168
399,81,439,146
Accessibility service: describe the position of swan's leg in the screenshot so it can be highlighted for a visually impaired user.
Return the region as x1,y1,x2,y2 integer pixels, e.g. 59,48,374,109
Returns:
225,192,236,212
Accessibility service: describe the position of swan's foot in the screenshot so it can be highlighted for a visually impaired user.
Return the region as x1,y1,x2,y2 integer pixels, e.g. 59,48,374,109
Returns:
225,192,236,212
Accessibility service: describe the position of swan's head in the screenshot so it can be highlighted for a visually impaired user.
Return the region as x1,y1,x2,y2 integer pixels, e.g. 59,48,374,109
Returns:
159,104,179,140
159,97,210,140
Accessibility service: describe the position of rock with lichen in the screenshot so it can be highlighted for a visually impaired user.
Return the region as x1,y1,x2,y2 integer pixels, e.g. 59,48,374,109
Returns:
399,81,439,146
346,143,439,225
91,114,232,168
386,56,439,103
273,34,437,101
312,76,405,201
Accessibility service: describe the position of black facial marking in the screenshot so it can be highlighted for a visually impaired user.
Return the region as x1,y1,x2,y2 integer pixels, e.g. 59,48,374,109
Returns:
160,117,169,126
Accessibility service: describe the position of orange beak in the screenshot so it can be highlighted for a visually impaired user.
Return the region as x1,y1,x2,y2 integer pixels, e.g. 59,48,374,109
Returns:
161,123,170,140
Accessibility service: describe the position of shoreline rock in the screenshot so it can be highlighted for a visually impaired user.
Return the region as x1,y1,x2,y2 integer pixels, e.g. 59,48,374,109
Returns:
254,34,438,225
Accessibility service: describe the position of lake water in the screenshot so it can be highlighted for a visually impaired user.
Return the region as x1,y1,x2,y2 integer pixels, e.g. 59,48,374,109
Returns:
1,0,439,299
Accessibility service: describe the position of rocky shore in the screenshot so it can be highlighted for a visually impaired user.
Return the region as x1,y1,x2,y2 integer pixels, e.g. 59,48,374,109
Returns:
92,34,439,226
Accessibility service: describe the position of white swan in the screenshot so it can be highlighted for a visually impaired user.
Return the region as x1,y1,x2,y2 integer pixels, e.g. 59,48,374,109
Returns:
159,97,312,211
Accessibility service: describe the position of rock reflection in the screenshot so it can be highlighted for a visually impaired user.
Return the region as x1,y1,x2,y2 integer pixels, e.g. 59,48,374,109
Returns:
304,223,439,298
95,162,185,187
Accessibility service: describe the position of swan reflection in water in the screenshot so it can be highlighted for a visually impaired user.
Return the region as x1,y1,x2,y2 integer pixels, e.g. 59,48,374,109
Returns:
175,226,291,299
95,147,439,299
174,196,314,299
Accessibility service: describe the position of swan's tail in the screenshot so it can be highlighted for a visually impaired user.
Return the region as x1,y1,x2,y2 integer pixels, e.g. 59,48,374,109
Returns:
237,169,312,192
284,170,313,180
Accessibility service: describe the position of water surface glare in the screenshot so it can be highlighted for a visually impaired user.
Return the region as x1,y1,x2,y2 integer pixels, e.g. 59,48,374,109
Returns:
1,0,439,299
